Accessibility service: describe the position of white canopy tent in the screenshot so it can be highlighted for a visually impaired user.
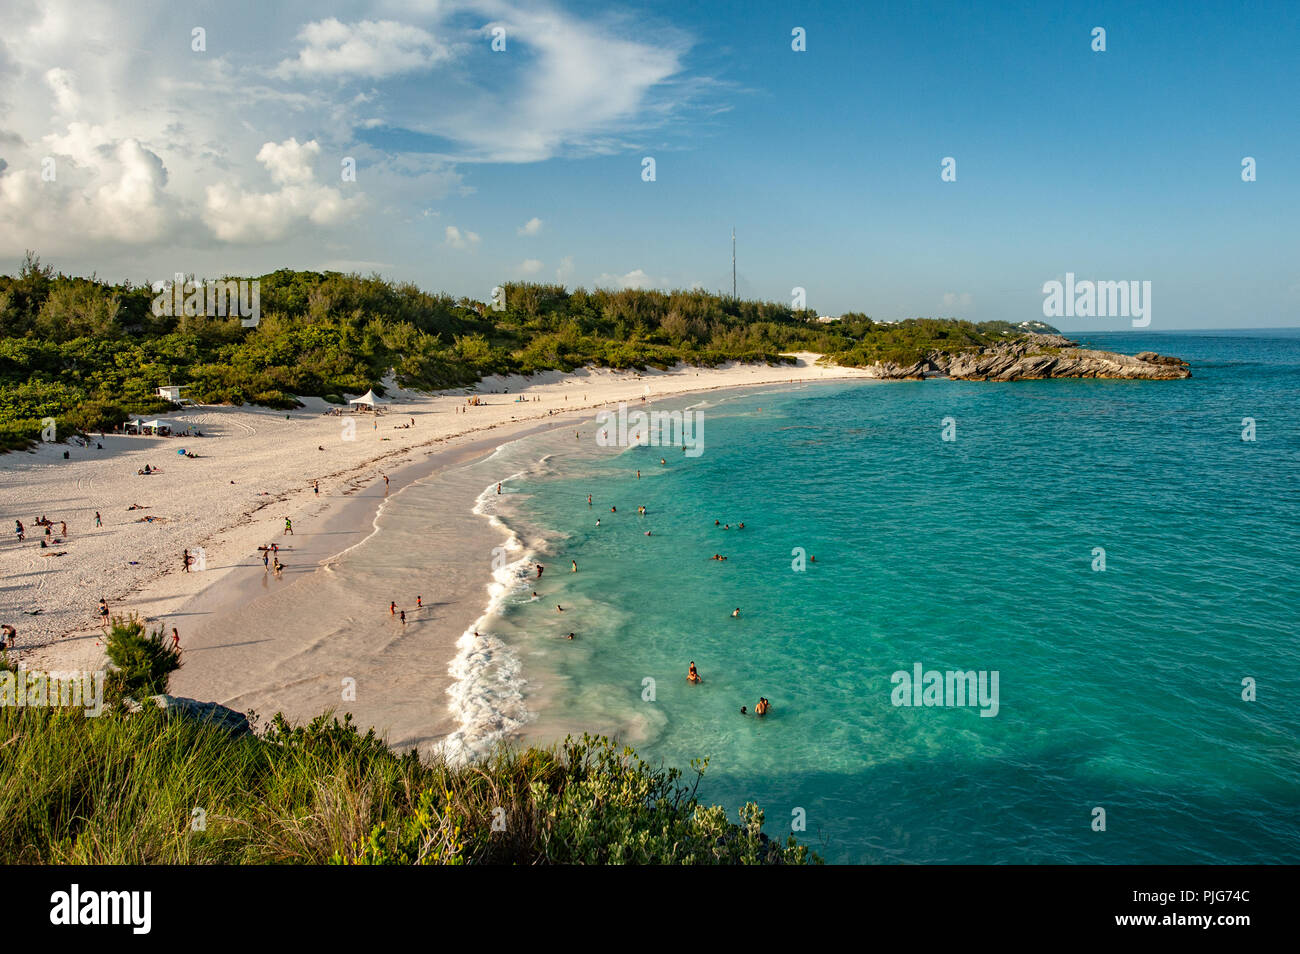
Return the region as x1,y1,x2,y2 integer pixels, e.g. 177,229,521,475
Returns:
141,419,173,435
348,389,383,411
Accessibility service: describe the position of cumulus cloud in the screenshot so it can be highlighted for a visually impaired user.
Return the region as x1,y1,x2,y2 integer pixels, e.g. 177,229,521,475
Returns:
516,216,542,236
204,138,360,243
596,268,663,290
275,19,450,79
514,258,542,275
444,225,480,249
0,123,174,248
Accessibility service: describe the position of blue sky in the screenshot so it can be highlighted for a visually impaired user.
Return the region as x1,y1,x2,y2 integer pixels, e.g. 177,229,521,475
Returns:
1,0,1296,328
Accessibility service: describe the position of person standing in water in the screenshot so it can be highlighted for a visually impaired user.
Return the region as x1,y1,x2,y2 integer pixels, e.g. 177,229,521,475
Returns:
732,607,740,618
688,661,701,684
571,560,578,572
587,494,592,506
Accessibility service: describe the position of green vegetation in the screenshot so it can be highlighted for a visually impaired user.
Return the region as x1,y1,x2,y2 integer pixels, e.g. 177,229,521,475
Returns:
0,705,815,865
103,614,183,706
0,252,1036,450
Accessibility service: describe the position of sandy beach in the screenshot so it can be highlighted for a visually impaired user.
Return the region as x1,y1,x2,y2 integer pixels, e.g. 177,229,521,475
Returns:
1,354,873,751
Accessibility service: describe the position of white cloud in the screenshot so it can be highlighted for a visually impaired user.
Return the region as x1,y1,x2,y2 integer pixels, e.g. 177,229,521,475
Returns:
555,255,574,282
596,268,663,290
44,68,79,114
204,138,360,243
516,216,542,236
275,19,450,80
0,124,174,247
515,258,542,275
444,225,480,249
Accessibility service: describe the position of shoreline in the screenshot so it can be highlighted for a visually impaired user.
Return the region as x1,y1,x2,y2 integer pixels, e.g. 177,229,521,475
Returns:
5,355,877,751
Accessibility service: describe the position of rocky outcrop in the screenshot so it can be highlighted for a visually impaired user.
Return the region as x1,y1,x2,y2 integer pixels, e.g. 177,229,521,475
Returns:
860,334,1190,381
123,694,253,734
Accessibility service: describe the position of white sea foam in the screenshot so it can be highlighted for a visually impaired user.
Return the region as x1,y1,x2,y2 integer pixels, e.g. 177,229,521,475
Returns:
435,472,538,765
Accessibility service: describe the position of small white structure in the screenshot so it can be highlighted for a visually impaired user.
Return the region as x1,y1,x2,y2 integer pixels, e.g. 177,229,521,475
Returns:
348,389,381,411
155,385,193,404
141,419,173,436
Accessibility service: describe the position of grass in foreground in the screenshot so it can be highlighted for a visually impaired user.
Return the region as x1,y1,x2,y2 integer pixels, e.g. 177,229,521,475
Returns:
0,705,816,865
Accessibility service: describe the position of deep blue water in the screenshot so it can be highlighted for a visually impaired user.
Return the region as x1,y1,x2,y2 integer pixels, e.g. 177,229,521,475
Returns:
485,331,1300,863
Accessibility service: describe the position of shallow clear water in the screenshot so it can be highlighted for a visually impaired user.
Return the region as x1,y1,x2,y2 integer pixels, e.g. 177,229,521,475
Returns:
468,331,1300,863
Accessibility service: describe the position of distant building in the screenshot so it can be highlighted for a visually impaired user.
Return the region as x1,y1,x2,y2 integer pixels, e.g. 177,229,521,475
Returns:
815,315,841,323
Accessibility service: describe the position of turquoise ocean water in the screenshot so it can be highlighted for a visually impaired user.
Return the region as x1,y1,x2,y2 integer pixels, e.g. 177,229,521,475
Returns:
461,331,1300,863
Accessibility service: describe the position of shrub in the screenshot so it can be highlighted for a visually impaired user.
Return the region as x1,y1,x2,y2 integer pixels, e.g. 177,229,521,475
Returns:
103,614,182,704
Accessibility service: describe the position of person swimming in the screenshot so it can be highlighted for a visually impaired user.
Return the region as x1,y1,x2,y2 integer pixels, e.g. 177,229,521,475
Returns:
687,661,701,684
732,607,740,618
755,697,770,716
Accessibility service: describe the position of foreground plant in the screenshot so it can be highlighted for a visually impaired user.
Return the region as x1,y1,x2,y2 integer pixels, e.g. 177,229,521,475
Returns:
0,707,816,865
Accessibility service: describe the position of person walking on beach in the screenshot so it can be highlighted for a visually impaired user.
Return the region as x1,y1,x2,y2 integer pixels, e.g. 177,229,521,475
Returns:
171,627,180,650
284,517,293,535
99,599,109,627
263,550,270,571
94,511,102,527
60,521,67,536
313,480,319,495
14,520,24,542
390,601,397,616
497,483,502,494
383,474,389,489
182,549,192,573
416,595,423,608
399,610,406,625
